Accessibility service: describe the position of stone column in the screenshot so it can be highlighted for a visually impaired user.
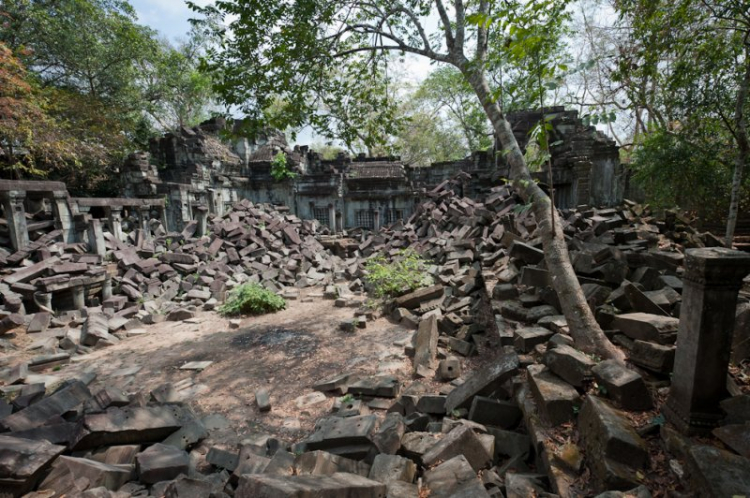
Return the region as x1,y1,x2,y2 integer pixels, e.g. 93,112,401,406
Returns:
0,190,29,251
139,207,151,239
101,275,113,301
159,206,169,233
373,209,381,231
664,247,750,434
328,204,337,234
105,207,124,242
195,206,209,237
87,218,106,257
51,191,75,243
71,281,85,310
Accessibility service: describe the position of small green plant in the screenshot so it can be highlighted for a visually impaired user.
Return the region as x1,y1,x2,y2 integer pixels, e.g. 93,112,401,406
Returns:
364,249,433,298
218,283,287,316
270,151,297,181
340,394,355,403
166,237,172,247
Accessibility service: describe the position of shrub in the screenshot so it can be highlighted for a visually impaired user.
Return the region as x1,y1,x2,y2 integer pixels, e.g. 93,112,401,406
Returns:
270,151,297,181
218,283,286,316
364,249,433,298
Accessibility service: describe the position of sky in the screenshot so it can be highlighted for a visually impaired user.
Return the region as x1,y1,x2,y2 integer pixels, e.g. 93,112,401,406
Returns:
128,0,435,146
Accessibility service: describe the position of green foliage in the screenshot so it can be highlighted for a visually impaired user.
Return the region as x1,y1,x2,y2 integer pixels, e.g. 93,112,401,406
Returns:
630,128,743,218
364,250,433,299
413,67,493,154
218,283,287,317
270,152,297,181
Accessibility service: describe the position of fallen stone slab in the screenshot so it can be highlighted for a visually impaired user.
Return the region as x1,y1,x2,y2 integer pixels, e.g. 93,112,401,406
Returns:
294,450,371,477
39,455,131,492
136,443,189,484
612,312,679,344
236,472,387,498
304,415,378,459
712,424,750,458
71,405,183,450
1,380,91,432
591,360,652,411
0,435,66,496
393,285,444,310
368,454,416,484
400,432,442,465
527,364,580,427
543,344,596,388
413,315,438,376
371,412,405,455
579,396,648,491
423,454,490,498
684,444,750,498
422,425,493,472
629,340,675,374
444,351,519,413
469,396,522,429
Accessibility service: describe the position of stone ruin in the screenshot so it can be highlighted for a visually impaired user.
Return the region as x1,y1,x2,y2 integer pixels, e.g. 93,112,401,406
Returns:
120,107,626,235
1,108,750,497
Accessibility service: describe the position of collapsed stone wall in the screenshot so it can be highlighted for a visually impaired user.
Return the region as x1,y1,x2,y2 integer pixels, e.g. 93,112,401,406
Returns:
118,109,624,234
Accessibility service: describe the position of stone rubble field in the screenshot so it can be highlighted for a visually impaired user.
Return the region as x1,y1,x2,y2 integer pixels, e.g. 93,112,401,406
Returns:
1,178,750,497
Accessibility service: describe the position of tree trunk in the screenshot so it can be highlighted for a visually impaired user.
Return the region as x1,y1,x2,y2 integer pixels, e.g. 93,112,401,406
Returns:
460,62,626,363
725,52,750,247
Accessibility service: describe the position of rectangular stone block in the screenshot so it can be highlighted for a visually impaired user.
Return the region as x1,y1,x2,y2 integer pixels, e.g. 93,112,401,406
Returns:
445,352,519,413
236,472,387,498
71,406,182,450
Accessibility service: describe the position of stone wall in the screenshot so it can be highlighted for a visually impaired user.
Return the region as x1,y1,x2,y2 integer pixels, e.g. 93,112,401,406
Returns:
115,109,623,232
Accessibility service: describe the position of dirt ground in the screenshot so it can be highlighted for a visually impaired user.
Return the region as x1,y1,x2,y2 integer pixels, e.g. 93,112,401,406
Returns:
43,289,418,448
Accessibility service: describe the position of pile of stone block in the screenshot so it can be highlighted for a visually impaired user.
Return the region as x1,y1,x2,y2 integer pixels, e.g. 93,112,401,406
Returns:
0,200,350,343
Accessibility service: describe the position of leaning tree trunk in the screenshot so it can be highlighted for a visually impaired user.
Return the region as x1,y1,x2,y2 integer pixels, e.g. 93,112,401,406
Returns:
460,63,626,363
725,53,750,247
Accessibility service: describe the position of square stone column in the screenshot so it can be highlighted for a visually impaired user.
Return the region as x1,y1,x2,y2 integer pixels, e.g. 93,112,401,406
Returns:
87,218,106,257
373,210,381,231
159,206,169,232
195,206,209,237
1,190,29,251
105,207,124,242
51,191,75,243
139,207,152,239
664,247,750,434
328,204,337,234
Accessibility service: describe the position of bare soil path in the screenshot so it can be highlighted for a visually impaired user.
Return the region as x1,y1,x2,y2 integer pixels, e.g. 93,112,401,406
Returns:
57,289,415,447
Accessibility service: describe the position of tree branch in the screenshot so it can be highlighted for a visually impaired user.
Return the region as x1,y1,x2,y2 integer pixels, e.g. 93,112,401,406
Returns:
435,0,455,51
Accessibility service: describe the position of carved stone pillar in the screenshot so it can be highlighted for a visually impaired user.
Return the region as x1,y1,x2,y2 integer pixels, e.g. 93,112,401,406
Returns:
1,190,29,251
105,207,124,242
195,206,209,237
664,247,750,434
51,191,75,243
87,218,106,257
328,204,337,234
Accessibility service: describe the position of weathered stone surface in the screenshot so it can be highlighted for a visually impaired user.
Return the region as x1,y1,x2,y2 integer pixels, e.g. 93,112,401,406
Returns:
236,472,387,498
304,415,378,459
684,444,750,497
423,455,490,498
400,432,442,464
1,380,91,432
0,435,65,496
712,424,750,458
444,351,519,413
543,344,596,387
579,396,648,490
630,340,675,374
368,454,416,484
438,357,461,381
514,326,554,353
612,312,679,344
468,396,522,429
591,360,652,411
136,443,189,484
371,412,405,455
413,315,438,376
422,425,492,472
40,456,131,492
527,364,580,426
394,285,444,310
294,451,370,477
256,388,272,412
71,406,182,450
